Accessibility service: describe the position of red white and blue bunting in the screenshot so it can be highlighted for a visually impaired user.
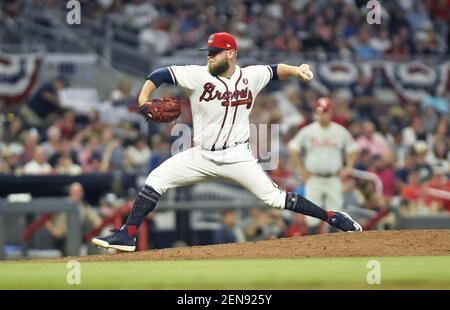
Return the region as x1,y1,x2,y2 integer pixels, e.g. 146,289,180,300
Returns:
0,53,42,105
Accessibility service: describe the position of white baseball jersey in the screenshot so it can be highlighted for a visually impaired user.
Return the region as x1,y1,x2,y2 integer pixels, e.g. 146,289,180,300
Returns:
288,122,358,174
168,64,274,151
145,63,286,210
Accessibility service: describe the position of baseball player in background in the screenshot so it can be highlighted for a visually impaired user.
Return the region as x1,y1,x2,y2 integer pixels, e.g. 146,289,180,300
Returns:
288,97,359,233
92,33,362,252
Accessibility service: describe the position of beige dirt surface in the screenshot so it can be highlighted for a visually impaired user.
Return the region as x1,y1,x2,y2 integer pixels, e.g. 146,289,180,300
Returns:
62,229,450,262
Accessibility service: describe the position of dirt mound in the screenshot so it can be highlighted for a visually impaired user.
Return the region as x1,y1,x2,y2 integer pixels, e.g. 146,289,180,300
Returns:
65,229,450,263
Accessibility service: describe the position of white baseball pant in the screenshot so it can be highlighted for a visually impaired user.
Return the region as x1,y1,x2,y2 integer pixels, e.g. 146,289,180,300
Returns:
145,143,286,208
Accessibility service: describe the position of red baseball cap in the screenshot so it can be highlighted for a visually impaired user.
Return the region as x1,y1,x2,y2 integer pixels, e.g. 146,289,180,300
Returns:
199,32,238,52
314,97,333,113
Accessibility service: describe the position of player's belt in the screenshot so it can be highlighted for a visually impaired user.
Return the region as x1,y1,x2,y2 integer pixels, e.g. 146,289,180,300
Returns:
208,139,249,151
311,172,337,178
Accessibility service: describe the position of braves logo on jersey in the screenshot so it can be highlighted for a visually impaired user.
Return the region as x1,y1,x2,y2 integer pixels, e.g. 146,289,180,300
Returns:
168,64,273,150
199,82,253,109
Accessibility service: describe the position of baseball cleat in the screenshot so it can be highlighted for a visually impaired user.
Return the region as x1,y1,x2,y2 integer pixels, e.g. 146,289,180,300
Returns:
329,212,362,232
91,229,136,252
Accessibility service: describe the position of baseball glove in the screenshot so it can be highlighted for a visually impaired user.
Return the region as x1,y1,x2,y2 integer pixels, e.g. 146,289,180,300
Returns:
138,98,181,123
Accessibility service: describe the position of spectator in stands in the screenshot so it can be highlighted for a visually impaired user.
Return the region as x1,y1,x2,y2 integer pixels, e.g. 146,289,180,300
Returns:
350,73,378,127
273,84,304,134
368,154,397,199
22,77,67,128
284,213,308,238
265,209,286,239
0,143,24,173
354,148,372,171
40,126,62,158
387,125,408,168
45,182,102,254
124,136,151,173
356,120,390,158
331,91,353,127
232,22,255,53
402,116,427,148
21,129,40,165
213,209,246,244
54,110,77,140
54,152,82,175
351,28,379,61
421,105,440,136
149,133,171,170
244,208,286,241
369,28,392,54
98,128,125,172
97,192,123,239
405,1,430,32
430,117,449,145
347,117,363,140
139,18,172,55
110,79,135,108
77,135,101,172
244,208,271,241
427,137,450,174
342,175,370,219
400,168,424,215
413,141,433,182
2,115,24,144
124,0,159,30
359,179,387,212
99,192,120,220
22,146,52,175
384,34,409,61
395,150,417,185
84,110,106,137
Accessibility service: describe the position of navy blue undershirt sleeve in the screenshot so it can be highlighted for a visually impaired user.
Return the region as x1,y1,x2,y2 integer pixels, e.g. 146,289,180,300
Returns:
269,64,279,81
146,68,174,87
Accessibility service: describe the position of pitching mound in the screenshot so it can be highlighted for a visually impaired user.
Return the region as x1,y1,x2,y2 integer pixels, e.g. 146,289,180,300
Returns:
70,229,450,263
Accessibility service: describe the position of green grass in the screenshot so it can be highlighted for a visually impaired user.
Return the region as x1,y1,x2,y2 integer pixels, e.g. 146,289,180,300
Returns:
0,256,449,289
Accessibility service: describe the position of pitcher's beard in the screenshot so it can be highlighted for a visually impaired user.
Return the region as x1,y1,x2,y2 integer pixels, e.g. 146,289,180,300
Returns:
208,59,230,76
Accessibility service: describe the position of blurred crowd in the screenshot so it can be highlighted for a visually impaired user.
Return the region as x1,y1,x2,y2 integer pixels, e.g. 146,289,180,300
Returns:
1,0,449,58
1,74,448,223
0,78,165,177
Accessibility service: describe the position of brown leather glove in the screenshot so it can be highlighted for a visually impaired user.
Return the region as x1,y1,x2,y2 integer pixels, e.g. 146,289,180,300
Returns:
139,98,181,123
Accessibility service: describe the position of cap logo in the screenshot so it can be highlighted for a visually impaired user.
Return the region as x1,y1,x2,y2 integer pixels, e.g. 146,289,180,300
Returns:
208,34,215,45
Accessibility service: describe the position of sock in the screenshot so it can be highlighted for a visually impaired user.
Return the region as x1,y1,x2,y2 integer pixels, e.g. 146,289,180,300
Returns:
284,192,335,222
124,185,160,236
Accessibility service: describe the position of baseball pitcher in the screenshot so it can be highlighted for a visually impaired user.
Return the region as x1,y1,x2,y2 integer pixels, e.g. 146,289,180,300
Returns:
92,32,361,252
